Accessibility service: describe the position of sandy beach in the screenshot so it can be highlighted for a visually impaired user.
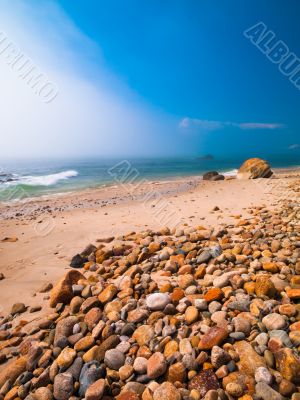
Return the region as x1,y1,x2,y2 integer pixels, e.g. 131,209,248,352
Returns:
0,169,299,316
1,3,300,398
0,167,299,399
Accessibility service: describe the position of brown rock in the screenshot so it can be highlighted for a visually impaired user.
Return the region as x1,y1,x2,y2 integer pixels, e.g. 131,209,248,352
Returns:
0,356,27,388
185,306,199,325
198,326,228,350
54,316,77,347
127,308,149,323
188,369,219,396
85,378,105,400
177,274,194,289
133,325,155,347
255,275,276,298
167,362,186,383
164,340,179,358
50,270,84,307
153,382,181,400
84,307,102,330
170,288,185,302
147,352,167,379
275,348,300,383
234,341,266,376
3,386,18,400
263,262,278,273
279,304,296,317
57,347,76,369
53,372,73,400
34,387,53,400
237,158,273,179
223,372,255,395
119,365,134,381
286,289,300,300
11,302,26,315
83,335,120,362
74,336,95,351
204,288,223,302
117,392,139,400
98,284,118,304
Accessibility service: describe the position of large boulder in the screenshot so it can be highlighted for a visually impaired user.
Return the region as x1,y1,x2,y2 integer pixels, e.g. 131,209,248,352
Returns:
237,158,273,179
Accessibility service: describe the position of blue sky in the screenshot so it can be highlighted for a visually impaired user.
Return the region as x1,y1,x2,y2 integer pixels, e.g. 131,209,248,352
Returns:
0,0,299,159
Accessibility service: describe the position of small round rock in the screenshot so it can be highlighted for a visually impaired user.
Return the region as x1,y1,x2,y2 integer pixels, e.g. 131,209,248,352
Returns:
104,349,125,370
146,293,170,311
255,367,273,385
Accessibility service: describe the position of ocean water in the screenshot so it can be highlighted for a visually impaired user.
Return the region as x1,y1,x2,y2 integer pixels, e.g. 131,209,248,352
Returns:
0,156,299,202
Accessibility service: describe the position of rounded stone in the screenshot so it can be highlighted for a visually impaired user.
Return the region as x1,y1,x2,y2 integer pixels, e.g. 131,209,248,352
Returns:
262,313,286,330
185,306,199,325
133,357,148,374
54,373,73,400
255,367,273,385
104,349,125,370
57,347,76,369
147,352,167,379
153,382,181,400
226,382,243,397
146,293,170,311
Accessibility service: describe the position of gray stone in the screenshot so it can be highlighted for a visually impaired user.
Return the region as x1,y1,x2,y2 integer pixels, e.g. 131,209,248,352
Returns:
79,361,102,397
197,250,212,263
211,346,230,368
133,357,148,374
213,275,229,288
104,349,125,370
269,330,292,347
146,293,170,311
53,373,73,400
255,382,283,400
66,357,83,381
255,333,269,347
262,314,286,331
255,367,273,385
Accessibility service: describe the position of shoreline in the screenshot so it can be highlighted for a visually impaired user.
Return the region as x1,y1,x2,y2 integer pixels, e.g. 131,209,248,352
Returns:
0,171,299,317
0,173,299,399
1,165,300,218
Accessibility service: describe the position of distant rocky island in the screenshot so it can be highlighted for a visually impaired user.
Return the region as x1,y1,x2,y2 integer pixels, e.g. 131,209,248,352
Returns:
196,154,214,161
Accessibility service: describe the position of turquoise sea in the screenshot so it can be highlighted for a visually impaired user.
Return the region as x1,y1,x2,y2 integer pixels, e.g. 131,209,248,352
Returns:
0,155,299,202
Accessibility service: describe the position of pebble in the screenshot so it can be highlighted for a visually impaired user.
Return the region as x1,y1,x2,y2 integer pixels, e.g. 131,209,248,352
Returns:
226,382,243,397
1,195,299,400
255,382,284,400
54,373,73,400
11,302,26,315
262,313,286,330
146,293,170,310
185,306,199,324
85,378,105,400
104,349,125,370
153,382,181,400
255,366,273,385
147,352,167,379
133,357,148,374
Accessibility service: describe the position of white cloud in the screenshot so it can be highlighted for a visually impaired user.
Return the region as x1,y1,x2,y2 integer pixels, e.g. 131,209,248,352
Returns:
236,122,284,130
179,118,284,132
288,144,300,149
179,118,224,131
0,0,176,159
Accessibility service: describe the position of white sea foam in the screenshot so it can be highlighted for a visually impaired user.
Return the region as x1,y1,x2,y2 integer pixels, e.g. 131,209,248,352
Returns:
2,170,78,187
223,169,238,177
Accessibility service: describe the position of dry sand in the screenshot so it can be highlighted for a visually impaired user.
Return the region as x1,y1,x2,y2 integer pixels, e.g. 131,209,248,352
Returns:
0,171,298,316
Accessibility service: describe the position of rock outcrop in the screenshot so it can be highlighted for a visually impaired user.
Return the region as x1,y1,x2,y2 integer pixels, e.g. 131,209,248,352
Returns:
237,158,273,179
